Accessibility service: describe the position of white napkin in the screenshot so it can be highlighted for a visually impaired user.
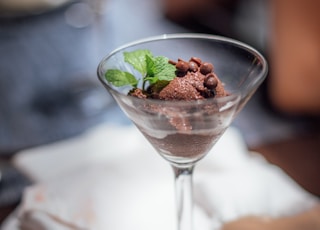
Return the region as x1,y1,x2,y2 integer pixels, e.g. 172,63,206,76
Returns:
1,124,318,230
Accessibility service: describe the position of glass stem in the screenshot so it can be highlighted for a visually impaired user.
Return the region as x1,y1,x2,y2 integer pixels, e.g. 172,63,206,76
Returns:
172,164,195,230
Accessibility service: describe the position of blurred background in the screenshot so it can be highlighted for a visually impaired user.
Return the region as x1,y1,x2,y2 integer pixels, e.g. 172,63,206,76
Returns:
0,0,319,225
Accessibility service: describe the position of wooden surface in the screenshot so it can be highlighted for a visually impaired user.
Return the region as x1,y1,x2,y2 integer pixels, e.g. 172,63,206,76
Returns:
252,133,320,197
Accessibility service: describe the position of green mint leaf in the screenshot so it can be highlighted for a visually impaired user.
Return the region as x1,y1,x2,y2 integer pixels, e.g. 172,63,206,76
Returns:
105,69,138,87
153,56,176,81
145,55,176,84
124,49,153,74
105,49,176,92
145,54,157,84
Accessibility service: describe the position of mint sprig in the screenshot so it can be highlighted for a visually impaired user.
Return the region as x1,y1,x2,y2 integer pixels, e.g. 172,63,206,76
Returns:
105,49,176,91
104,69,138,87
124,49,152,74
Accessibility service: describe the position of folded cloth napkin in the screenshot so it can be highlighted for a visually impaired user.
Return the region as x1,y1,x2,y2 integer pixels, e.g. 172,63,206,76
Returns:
1,124,319,230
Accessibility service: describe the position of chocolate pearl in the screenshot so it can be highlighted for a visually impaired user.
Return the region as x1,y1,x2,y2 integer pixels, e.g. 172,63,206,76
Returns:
175,70,186,77
176,60,189,72
200,62,214,75
204,73,218,89
188,61,198,72
189,57,202,66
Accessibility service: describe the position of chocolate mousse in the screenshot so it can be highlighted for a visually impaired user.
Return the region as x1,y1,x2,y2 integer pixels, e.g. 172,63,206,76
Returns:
106,51,231,162
129,57,227,100
133,58,230,162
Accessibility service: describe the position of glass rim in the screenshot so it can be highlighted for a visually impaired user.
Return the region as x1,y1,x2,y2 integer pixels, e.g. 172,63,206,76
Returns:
97,33,268,105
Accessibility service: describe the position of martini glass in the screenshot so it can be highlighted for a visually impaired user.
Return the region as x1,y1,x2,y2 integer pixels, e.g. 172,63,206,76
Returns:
97,34,268,230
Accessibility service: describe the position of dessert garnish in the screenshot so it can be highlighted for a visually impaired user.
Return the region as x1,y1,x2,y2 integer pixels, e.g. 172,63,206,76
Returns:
105,49,227,100
105,49,175,89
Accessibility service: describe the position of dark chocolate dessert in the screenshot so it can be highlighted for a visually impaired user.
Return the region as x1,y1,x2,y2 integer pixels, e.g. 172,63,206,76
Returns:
133,57,229,162
105,50,231,163
129,57,227,100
